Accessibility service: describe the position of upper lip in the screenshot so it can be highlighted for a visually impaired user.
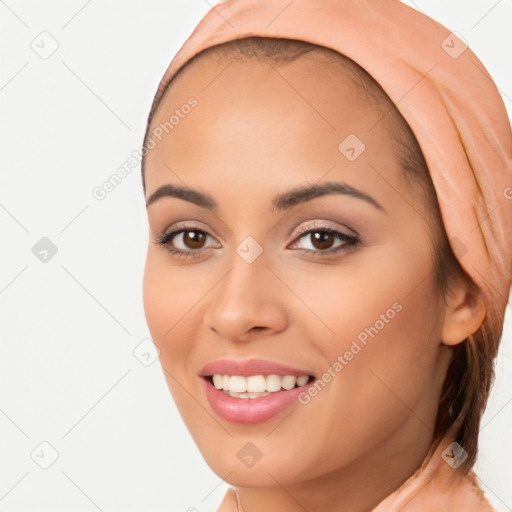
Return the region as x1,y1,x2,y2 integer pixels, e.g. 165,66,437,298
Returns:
199,358,316,378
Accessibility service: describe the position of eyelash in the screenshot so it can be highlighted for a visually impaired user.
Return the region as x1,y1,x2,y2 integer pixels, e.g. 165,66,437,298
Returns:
152,224,360,259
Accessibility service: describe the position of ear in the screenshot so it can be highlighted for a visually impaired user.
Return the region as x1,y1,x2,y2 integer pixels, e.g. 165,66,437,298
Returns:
440,279,486,346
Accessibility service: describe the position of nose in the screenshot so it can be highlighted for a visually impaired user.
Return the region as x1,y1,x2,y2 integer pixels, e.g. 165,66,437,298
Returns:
203,247,288,342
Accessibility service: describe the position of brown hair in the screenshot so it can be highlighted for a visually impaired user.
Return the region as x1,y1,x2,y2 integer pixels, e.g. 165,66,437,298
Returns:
141,36,499,474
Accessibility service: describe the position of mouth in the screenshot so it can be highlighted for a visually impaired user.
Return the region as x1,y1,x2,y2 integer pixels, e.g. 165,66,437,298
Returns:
200,371,318,424
202,373,316,399
198,358,318,423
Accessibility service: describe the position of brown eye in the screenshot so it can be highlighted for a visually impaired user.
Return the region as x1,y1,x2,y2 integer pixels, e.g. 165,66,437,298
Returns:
309,231,335,250
289,227,359,255
181,230,207,249
153,227,220,259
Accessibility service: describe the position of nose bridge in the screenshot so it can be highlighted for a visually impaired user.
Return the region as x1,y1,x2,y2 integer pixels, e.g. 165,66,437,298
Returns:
204,237,287,340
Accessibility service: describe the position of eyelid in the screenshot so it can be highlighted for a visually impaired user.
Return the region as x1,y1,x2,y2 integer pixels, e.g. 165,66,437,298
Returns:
162,220,221,241
291,219,359,239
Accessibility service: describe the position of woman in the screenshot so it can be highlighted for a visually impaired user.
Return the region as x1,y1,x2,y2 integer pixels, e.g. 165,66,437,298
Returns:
140,1,512,510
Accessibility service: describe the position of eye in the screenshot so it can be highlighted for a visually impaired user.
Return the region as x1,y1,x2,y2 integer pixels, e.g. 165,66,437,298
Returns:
152,225,220,258
153,222,360,259
289,225,359,255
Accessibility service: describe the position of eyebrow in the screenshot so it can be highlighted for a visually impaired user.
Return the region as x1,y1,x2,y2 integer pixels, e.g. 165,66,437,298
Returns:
145,181,386,213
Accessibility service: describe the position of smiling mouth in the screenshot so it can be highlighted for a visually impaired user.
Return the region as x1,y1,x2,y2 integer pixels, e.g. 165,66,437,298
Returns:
203,374,316,399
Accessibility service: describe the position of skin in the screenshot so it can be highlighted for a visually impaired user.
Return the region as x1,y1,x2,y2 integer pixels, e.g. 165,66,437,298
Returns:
142,51,486,512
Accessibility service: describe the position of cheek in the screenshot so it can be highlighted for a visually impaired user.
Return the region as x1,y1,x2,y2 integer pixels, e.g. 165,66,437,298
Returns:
278,232,440,352
285,241,445,460
142,250,202,366
142,252,206,421
142,247,207,336
310,237,443,385
142,252,173,343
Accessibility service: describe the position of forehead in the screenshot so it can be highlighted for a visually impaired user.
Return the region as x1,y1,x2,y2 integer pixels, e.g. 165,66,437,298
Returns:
144,51,402,200
157,45,388,121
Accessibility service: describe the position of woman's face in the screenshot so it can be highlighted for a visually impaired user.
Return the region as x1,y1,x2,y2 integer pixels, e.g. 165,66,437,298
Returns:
142,52,452,489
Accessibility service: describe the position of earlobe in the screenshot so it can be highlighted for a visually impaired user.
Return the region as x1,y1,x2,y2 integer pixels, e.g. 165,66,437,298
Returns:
440,284,486,346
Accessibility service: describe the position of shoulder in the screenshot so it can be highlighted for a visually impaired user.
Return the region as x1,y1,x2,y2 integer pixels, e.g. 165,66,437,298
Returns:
441,470,496,512
373,462,496,511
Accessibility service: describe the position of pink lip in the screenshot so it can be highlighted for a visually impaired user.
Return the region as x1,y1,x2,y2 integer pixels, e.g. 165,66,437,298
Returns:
199,358,315,378
202,376,316,424
199,358,316,424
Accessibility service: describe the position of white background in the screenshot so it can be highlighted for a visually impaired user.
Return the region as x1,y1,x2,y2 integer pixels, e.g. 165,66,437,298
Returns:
0,1,511,511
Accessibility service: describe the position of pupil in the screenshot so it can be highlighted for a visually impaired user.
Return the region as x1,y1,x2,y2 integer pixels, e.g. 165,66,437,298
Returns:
312,231,333,250
185,231,205,248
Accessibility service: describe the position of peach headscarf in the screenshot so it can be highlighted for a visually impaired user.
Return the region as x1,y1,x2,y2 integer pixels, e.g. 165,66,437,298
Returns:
146,0,510,509
147,0,512,339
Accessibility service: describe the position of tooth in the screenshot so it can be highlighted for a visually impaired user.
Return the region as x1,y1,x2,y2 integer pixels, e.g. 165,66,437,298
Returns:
212,374,224,389
247,375,267,393
229,375,247,393
266,374,282,392
211,374,311,392
227,390,271,399
281,376,297,390
296,376,309,386
246,392,267,398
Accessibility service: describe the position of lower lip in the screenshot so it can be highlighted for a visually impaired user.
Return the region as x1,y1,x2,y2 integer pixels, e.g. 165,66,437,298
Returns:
202,377,315,424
